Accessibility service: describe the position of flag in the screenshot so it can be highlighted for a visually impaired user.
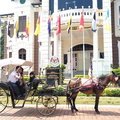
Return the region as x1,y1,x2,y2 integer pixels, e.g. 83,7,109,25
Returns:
92,12,97,32
67,17,72,33
34,17,40,36
56,15,61,35
79,11,84,31
88,60,93,79
15,20,19,38
105,9,110,31
105,9,109,20
48,16,51,37
25,18,29,37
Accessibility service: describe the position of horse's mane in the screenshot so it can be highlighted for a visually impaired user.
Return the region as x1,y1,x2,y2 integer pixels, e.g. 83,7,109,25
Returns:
98,74,108,81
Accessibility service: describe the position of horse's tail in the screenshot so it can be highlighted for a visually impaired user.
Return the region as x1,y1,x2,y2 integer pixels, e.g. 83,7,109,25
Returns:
66,80,71,108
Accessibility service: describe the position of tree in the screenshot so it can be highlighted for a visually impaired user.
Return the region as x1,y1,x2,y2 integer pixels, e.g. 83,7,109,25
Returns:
0,22,6,59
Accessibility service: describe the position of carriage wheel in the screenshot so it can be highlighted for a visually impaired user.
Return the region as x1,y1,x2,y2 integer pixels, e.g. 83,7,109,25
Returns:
0,87,8,113
14,100,19,105
36,96,56,116
52,96,58,104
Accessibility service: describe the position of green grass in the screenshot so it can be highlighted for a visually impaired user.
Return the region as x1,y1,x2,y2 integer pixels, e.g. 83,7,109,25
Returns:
57,96,120,105
6,95,120,106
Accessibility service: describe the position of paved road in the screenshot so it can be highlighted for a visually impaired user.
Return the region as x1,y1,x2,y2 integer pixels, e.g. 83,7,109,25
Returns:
0,105,120,120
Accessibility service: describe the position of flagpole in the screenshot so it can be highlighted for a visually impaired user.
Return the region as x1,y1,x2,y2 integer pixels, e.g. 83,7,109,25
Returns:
81,6,85,78
60,33,62,65
83,27,85,77
70,21,73,78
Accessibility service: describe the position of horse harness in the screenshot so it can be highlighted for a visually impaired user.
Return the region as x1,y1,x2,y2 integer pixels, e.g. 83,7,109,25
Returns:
67,78,105,96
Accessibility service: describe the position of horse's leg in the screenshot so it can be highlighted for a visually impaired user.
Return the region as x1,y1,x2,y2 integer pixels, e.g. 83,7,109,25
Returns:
67,93,74,113
94,94,100,114
73,93,78,112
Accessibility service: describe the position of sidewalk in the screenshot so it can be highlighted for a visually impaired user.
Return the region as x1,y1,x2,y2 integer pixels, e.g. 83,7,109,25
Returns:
0,105,120,120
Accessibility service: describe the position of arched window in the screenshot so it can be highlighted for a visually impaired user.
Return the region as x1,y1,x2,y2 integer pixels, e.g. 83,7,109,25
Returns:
18,48,26,60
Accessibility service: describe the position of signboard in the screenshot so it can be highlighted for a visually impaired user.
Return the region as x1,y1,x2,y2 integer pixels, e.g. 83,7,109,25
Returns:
46,67,60,86
50,56,59,67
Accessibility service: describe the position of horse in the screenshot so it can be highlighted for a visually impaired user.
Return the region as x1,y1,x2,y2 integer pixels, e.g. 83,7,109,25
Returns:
66,71,120,114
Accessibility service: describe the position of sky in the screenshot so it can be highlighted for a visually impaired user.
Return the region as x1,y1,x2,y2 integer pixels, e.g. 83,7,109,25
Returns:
0,0,13,15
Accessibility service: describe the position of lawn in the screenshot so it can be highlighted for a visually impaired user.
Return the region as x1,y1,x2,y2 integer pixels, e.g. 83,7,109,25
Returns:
6,95,120,106
57,96,120,105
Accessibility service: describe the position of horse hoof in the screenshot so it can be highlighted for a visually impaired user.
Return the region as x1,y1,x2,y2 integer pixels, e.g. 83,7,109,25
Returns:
96,111,100,114
74,108,78,112
71,109,74,113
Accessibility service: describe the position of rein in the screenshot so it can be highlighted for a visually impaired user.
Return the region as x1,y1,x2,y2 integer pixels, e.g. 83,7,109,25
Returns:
98,75,116,89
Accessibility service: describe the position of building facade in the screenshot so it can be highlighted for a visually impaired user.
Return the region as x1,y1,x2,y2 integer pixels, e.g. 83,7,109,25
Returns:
0,0,120,77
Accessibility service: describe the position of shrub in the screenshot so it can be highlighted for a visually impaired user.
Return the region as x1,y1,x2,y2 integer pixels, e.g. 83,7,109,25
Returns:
74,75,89,78
54,85,66,96
103,88,120,97
112,68,120,76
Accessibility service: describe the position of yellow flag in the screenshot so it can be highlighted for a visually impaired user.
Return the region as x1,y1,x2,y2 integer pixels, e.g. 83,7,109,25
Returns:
34,17,40,36
14,20,19,37
105,23,111,31
25,18,29,36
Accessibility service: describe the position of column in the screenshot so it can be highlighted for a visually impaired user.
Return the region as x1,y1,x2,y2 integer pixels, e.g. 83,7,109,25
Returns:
118,41,120,66
92,0,99,77
40,0,49,68
103,0,112,74
54,32,58,57
54,0,58,12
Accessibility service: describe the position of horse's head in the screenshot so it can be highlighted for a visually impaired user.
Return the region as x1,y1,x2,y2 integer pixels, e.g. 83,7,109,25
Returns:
111,71,120,84
117,77,120,87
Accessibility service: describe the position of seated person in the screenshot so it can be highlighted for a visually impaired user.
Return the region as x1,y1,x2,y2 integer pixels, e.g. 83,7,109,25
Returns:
17,66,26,96
28,71,39,89
7,66,25,98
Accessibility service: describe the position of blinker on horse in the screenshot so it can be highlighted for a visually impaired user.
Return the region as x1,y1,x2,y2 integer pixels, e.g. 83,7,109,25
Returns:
66,71,120,114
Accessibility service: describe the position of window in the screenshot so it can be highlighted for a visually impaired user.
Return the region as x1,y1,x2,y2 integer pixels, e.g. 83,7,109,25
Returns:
19,16,26,32
18,48,26,60
100,52,104,59
64,54,67,64
9,52,12,58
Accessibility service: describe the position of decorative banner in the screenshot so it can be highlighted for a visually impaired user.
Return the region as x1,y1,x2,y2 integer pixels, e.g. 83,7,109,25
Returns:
79,11,84,31
104,8,111,31
67,16,72,34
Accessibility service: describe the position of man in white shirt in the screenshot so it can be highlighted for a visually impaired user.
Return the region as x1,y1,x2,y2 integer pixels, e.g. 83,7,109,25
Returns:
8,66,23,98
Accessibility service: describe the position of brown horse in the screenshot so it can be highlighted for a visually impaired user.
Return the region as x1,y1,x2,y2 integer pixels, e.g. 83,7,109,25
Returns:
66,71,120,114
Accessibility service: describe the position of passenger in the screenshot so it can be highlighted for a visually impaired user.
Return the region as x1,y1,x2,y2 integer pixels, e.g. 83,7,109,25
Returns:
17,66,26,96
28,71,39,89
7,66,24,98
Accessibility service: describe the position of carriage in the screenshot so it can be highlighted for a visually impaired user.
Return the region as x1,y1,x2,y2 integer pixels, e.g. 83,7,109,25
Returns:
0,58,58,116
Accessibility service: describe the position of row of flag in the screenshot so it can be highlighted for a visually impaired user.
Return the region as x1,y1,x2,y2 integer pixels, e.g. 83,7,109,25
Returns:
54,11,97,35
7,11,98,38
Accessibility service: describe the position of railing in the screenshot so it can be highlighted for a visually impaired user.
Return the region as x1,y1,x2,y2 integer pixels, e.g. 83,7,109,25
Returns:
52,8,103,28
